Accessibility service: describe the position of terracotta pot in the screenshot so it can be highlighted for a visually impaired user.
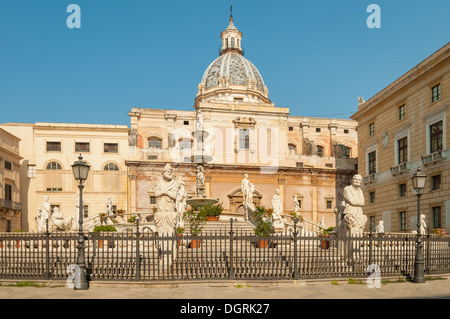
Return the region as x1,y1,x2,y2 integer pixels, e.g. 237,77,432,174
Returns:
189,239,201,249
98,240,104,248
206,216,220,221
15,240,21,248
258,240,269,248
320,236,330,250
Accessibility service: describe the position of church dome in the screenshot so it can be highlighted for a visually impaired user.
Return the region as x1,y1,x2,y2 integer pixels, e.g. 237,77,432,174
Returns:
195,12,271,105
201,53,266,93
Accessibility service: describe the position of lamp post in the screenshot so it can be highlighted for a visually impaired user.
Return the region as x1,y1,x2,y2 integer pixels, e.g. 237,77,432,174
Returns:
71,154,90,290
411,167,427,284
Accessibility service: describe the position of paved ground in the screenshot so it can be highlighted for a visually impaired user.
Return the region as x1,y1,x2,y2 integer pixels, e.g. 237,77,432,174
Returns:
0,275,449,300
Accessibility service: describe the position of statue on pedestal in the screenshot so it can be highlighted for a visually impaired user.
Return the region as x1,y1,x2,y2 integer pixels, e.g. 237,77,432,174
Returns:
271,189,285,229
196,164,206,198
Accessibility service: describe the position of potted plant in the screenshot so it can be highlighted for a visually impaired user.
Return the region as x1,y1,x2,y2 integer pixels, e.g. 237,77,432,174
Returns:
13,230,25,248
432,228,446,238
202,203,223,221
253,206,274,248
183,208,207,248
116,209,125,215
93,225,117,248
127,215,137,223
320,227,334,250
176,226,185,247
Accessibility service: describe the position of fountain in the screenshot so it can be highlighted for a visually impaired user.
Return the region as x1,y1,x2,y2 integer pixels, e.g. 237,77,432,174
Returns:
186,110,219,210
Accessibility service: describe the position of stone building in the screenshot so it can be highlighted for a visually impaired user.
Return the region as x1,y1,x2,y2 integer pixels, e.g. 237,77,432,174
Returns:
0,128,22,232
351,42,450,233
126,15,358,227
0,122,129,231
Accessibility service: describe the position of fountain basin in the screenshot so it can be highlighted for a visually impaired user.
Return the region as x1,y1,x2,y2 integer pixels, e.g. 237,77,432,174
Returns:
186,197,219,211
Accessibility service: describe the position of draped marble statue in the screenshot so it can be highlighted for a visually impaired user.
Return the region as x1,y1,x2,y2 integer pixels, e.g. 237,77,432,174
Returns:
271,189,285,229
51,207,74,231
35,196,51,232
154,164,179,235
176,177,187,229
340,174,368,261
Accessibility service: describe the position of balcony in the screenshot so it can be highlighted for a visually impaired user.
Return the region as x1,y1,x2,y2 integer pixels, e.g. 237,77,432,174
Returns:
363,173,376,184
0,199,22,211
390,162,410,176
421,150,446,165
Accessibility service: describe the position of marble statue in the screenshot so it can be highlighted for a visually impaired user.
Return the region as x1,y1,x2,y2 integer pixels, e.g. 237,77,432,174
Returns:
51,207,74,231
358,97,365,106
35,196,51,232
154,163,179,235
176,177,187,228
293,195,300,213
196,164,206,198
271,189,285,229
342,174,367,236
241,174,251,205
375,220,384,234
107,196,113,215
320,217,325,227
248,183,255,207
419,214,427,235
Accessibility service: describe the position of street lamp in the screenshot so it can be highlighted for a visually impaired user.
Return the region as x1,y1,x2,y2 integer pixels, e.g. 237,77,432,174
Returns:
71,154,90,290
411,167,427,284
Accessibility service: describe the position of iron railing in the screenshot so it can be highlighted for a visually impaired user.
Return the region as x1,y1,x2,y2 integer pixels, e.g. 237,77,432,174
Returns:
0,222,449,282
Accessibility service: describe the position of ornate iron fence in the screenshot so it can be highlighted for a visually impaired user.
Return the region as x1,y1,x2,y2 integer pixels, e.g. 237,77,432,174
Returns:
1,222,449,282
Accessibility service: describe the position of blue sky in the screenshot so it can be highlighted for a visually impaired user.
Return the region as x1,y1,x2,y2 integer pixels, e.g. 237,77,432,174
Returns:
0,0,448,126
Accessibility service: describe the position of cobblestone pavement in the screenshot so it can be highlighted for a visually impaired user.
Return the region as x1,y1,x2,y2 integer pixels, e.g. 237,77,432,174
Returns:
0,276,449,300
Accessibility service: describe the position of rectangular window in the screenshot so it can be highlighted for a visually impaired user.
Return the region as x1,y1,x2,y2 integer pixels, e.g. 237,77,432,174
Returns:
398,105,406,120
368,151,376,174
317,146,324,157
46,141,61,152
5,184,12,201
6,220,11,232
344,129,349,134
148,138,162,149
83,205,89,218
179,139,192,150
288,126,293,131
369,216,375,232
4,161,12,171
239,128,250,149
46,188,63,192
432,84,440,102
369,123,375,136
430,120,443,153
316,128,321,133
397,137,408,164
234,97,243,102
432,206,441,228
104,143,118,153
325,163,333,168
369,191,375,203
27,165,36,178
297,199,302,209
399,211,407,231
431,175,441,191
75,142,90,153
296,162,304,168
399,183,406,197
150,196,156,205
183,121,189,125
147,155,158,160
326,200,332,209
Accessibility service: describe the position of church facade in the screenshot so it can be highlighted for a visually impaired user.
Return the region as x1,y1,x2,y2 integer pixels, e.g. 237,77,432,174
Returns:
126,16,358,227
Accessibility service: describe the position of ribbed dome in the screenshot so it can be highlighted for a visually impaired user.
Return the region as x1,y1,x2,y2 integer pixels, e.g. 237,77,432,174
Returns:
200,53,266,93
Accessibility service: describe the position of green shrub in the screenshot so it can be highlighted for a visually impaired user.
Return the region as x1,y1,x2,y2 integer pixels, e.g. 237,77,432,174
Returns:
183,209,207,236
93,225,117,232
200,203,223,217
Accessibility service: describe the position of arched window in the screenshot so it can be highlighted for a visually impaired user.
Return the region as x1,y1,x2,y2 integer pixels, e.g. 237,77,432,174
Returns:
288,144,297,153
231,37,235,48
46,162,62,170
317,145,324,157
148,137,162,149
104,163,119,171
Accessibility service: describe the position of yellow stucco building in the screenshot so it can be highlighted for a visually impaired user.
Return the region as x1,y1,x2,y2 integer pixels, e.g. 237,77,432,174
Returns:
351,42,450,233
